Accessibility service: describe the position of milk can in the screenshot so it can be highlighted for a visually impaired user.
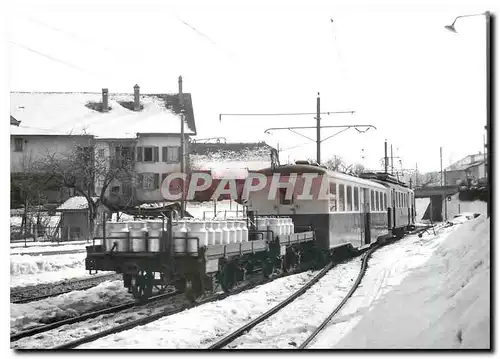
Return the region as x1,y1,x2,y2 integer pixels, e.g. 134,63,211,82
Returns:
288,217,295,235
213,221,223,245
128,221,147,252
256,217,268,231
220,220,230,245
173,221,188,254
268,217,280,240
232,220,242,243
226,221,236,244
108,221,130,252
146,220,163,252
187,220,207,256
205,221,215,246
239,221,249,242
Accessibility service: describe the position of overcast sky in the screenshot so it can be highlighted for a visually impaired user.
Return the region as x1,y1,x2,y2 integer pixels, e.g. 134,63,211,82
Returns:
6,0,499,173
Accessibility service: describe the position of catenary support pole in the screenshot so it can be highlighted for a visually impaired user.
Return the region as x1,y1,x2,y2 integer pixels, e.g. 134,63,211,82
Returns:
316,93,321,164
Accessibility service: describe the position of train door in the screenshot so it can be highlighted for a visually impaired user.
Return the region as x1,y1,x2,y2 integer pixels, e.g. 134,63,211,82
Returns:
360,188,371,245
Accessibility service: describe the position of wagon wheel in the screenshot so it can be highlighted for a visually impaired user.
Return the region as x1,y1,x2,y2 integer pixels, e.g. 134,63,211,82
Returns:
185,273,204,302
283,248,298,273
219,262,237,293
155,265,174,293
262,258,275,279
131,270,154,300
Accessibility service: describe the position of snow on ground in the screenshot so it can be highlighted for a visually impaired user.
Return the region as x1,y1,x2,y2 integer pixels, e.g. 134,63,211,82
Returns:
79,271,319,349
226,259,361,349
10,269,113,290
10,252,95,288
11,280,132,334
332,216,489,349
10,240,93,248
11,252,86,276
10,243,90,255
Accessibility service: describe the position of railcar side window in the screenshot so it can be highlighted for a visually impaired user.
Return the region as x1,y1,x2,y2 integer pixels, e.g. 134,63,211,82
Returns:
375,191,380,211
353,187,359,211
370,190,375,211
338,184,345,211
346,186,353,211
329,182,337,212
384,193,387,210
279,188,293,205
379,192,383,211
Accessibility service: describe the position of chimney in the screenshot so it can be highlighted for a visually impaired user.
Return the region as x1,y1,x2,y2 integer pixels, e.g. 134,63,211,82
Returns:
134,84,140,111
102,88,109,112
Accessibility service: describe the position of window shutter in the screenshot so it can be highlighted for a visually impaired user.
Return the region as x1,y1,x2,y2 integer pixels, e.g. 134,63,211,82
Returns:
162,147,168,162
154,173,160,189
177,147,181,162
138,173,144,189
153,147,159,162
137,147,143,162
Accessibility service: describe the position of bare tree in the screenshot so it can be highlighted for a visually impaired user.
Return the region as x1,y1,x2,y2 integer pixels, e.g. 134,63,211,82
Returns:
323,156,347,172
37,144,136,241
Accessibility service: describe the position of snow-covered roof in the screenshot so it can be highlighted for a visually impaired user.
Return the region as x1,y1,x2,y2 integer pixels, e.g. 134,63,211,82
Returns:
56,196,99,211
190,142,277,172
10,92,196,138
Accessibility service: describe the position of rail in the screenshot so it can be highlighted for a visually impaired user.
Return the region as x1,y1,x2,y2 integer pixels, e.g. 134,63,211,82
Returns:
11,291,178,343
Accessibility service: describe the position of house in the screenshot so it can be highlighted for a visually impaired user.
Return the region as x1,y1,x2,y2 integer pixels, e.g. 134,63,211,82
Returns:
56,196,110,241
445,153,486,186
189,141,279,201
10,84,197,207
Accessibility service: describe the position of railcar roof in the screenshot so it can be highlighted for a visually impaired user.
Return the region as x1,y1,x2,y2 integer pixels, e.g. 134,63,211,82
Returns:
258,164,388,190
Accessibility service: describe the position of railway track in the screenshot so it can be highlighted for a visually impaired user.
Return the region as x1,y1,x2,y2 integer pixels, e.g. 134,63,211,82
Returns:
206,243,378,350
36,227,433,349
11,273,120,304
11,290,178,344
49,260,329,349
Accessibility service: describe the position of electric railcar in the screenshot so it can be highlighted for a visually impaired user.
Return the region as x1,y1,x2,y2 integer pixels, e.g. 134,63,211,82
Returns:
84,163,415,301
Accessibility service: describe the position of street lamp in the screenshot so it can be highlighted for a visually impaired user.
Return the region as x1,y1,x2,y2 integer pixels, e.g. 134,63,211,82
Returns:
445,11,493,218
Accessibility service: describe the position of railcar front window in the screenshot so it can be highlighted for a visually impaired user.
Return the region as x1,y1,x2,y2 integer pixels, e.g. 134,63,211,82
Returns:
338,184,345,211
279,188,293,205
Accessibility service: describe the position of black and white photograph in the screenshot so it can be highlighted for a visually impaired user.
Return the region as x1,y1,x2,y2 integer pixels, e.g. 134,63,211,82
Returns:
6,0,494,350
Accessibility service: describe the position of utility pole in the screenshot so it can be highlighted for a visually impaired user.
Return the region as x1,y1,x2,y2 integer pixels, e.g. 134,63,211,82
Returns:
390,144,394,175
178,75,185,217
415,162,418,188
384,139,389,173
316,93,321,164
440,147,443,186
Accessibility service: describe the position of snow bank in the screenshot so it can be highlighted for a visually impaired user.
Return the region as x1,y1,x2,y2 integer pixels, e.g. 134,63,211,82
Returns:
10,269,108,289
11,240,92,248
11,280,131,334
335,217,490,349
11,252,86,276
186,200,245,219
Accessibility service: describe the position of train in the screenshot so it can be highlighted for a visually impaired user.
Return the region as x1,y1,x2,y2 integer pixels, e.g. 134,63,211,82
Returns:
85,162,415,301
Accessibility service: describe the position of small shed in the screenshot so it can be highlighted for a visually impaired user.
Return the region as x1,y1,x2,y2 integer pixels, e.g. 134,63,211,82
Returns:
56,196,110,241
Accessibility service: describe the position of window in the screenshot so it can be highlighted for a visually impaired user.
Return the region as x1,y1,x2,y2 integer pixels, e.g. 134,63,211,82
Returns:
329,182,337,212
97,148,105,159
346,186,353,211
338,184,345,211
353,187,359,211
379,192,383,211
384,193,387,210
14,138,23,152
375,191,380,211
139,146,159,162
163,146,180,162
111,186,120,194
140,173,160,190
279,188,293,205
370,190,375,211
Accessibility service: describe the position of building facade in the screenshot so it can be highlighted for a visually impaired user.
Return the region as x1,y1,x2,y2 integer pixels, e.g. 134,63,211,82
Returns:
445,153,486,186
10,86,196,208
